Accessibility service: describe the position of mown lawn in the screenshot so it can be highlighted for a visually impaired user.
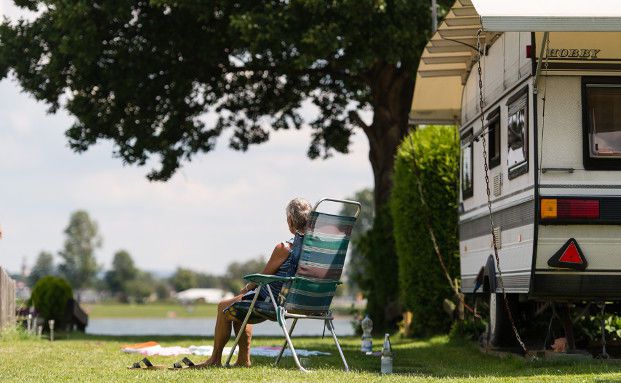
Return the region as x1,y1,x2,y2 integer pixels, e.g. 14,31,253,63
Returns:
1,332,621,382
82,303,219,318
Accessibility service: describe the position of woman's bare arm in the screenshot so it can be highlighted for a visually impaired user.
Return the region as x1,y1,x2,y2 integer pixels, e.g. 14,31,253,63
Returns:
240,242,290,293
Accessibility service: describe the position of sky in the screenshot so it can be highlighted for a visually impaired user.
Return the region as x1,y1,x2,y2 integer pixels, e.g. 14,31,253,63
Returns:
0,1,373,276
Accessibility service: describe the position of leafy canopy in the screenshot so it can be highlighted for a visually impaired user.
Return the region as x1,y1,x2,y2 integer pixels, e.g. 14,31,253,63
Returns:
28,251,55,287
0,0,449,180
57,210,102,289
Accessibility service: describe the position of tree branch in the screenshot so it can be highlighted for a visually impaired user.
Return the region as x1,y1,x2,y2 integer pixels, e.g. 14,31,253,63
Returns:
348,110,370,133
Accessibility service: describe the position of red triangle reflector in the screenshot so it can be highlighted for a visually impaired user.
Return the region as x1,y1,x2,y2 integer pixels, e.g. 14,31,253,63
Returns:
559,242,582,264
547,238,587,271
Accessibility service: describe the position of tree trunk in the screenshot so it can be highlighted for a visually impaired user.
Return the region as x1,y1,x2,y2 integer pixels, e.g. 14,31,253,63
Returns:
357,62,415,331
363,62,415,210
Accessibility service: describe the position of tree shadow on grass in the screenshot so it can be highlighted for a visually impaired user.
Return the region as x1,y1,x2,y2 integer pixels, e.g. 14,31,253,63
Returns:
272,336,621,380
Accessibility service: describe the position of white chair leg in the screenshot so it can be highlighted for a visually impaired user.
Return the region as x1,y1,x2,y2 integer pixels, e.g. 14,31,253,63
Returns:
279,312,308,372
275,318,298,365
224,286,261,367
327,319,349,372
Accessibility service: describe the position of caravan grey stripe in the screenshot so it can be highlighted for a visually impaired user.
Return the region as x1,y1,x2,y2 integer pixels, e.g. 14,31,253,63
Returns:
540,184,621,189
461,269,531,277
459,200,534,241
461,185,534,215
462,273,530,291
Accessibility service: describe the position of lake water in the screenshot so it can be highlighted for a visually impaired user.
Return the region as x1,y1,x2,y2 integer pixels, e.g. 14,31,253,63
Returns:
86,317,355,337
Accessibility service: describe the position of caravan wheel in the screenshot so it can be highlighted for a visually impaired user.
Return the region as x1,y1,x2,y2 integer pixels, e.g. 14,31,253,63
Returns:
488,293,520,348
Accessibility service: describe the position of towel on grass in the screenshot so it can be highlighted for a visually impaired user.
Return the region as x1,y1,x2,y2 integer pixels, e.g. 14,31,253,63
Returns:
121,343,329,357
251,346,330,357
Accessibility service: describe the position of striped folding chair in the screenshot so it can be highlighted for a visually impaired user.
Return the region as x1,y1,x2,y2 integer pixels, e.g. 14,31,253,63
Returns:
225,198,360,372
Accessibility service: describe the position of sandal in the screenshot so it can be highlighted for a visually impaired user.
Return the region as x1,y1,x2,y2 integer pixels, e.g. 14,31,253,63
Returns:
127,357,166,370
169,357,198,370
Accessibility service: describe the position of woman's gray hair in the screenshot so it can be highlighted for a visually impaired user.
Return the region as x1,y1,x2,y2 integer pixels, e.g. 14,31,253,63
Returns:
286,198,312,232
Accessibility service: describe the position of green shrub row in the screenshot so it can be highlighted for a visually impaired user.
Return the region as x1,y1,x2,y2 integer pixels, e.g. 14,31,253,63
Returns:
390,126,459,336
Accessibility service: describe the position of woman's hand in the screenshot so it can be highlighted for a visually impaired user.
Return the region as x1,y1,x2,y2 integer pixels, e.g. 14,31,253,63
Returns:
239,283,254,295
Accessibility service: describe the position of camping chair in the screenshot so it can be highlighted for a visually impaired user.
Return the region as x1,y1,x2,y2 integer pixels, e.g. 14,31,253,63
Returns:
225,198,361,372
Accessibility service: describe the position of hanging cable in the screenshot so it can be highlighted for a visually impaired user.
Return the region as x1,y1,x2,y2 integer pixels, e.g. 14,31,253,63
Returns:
599,303,609,359
475,29,528,354
539,35,551,173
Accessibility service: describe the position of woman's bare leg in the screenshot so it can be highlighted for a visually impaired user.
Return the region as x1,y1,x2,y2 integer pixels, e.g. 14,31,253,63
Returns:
198,294,243,366
233,321,253,366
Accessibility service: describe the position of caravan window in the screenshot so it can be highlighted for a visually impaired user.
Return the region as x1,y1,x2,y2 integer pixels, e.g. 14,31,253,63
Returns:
507,90,528,179
487,109,501,169
584,83,621,162
461,130,473,199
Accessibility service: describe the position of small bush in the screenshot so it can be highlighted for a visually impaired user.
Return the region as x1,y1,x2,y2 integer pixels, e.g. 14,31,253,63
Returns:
30,276,73,327
449,317,486,342
0,325,40,341
391,126,459,336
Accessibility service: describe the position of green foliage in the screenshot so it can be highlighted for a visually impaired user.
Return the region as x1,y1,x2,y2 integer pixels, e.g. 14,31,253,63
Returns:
222,256,266,293
579,313,621,343
390,126,459,336
58,210,102,289
104,250,156,302
154,280,173,300
0,325,40,341
340,188,374,295
28,251,55,287
30,276,73,326
449,317,486,343
104,250,139,300
0,0,452,181
357,205,400,333
169,268,199,292
124,272,156,303
169,257,264,294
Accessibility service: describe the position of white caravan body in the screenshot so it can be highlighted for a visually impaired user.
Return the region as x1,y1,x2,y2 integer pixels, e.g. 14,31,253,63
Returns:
411,0,621,301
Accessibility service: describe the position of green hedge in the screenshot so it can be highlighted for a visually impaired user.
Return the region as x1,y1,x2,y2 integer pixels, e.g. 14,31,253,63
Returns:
356,205,400,332
390,126,459,336
30,276,73,327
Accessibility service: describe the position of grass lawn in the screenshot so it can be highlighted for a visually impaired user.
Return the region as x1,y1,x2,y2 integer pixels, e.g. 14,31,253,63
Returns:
82,303,219,318
1,332,621,382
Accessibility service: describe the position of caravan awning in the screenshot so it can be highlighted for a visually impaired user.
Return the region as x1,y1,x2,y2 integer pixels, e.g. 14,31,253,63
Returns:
410,0,621,125
472,0,621,32
410,0,498,125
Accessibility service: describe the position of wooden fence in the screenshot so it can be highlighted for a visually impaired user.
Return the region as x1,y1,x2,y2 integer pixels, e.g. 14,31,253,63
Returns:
0,267,16,328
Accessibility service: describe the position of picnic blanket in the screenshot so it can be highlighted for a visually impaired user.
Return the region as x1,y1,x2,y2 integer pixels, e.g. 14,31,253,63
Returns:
121,342,330,357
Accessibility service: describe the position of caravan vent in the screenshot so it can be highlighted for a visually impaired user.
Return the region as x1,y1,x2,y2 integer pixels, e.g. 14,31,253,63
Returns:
492,226,502,250
493,173,503,197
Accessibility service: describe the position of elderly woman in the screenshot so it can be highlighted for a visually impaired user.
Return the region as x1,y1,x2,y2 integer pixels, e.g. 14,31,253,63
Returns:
194,198,312,368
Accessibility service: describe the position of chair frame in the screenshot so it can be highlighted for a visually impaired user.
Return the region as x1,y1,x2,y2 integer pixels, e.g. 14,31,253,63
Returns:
224,198,361,372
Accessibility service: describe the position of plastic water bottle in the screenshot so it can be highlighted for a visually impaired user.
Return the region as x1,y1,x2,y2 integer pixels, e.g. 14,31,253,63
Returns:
380,333,393,374
361,315,373,353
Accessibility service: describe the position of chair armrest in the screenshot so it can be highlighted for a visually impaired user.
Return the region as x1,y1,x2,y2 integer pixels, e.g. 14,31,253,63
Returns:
243,273,293,285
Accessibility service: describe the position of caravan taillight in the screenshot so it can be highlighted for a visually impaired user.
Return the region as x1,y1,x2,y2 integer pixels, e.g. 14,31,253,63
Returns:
541,198,600,220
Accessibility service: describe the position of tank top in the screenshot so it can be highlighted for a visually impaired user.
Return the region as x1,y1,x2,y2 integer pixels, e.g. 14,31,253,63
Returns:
259,232,304,301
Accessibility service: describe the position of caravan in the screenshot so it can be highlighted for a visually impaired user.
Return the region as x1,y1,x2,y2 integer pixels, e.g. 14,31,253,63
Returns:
411,0,621,345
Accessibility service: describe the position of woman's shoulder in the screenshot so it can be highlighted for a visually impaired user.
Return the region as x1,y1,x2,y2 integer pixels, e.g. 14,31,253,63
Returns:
274,240,292,252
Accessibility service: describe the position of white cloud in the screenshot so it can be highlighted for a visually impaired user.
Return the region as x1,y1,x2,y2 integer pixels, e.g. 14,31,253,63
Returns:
0,1,374,274
0,76,373,275
0,0,40,22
